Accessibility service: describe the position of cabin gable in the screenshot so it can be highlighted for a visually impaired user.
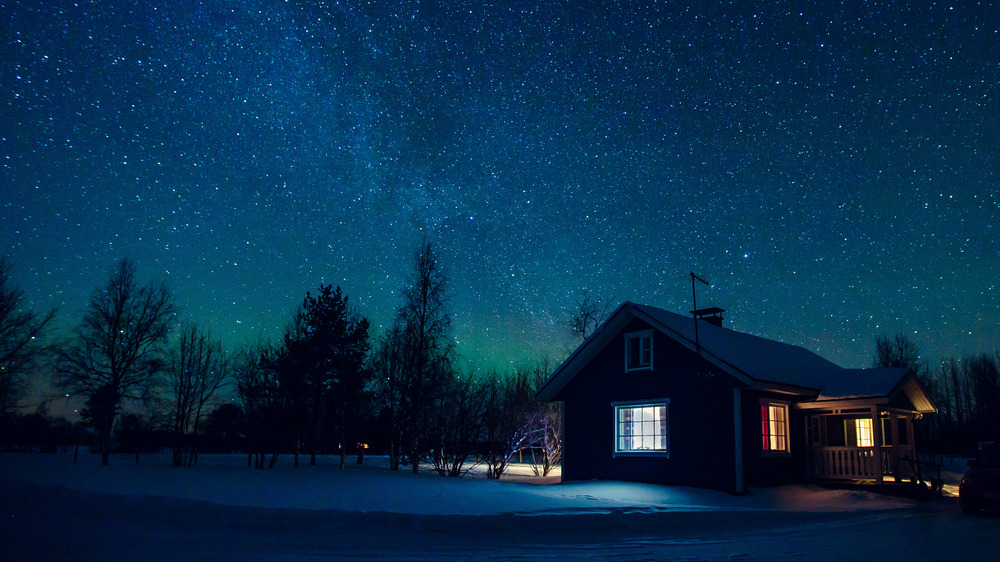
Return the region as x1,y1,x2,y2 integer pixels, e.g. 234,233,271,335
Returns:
556,317,744,490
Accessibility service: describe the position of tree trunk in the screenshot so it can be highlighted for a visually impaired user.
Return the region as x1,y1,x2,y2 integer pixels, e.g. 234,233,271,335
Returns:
389,439,399,470
99,404,117,466
99,418,110,466
339,423,347,470
410,434,420,474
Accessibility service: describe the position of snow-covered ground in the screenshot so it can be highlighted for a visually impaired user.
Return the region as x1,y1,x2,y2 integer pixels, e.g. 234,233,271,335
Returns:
1,452,997,560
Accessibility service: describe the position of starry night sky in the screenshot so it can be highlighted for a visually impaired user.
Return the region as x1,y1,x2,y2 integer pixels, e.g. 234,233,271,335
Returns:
3,1,998,372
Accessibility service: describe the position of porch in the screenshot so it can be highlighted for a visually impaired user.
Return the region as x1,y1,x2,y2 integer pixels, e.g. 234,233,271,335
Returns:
809,445,914,480
804,406,921,484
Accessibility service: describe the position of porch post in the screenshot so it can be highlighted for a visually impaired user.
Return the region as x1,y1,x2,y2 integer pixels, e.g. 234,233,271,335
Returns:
871,406,884,486
906,414,919,483
889,413,900,481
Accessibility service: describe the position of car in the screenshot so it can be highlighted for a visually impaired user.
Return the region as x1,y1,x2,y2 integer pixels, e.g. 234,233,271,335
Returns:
960,443,1000,514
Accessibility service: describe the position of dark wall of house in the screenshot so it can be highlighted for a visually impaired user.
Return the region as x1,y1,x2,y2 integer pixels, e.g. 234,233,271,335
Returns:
740,390,808,487
556,318,743,492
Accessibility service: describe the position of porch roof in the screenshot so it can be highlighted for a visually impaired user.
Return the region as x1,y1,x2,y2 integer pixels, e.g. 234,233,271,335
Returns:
821,368,909,400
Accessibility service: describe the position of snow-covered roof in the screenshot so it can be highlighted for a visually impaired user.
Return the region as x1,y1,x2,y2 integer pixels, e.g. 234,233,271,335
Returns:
538,302,935,411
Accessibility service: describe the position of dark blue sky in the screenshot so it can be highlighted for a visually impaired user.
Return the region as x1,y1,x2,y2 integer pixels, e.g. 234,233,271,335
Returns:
3,1,997,370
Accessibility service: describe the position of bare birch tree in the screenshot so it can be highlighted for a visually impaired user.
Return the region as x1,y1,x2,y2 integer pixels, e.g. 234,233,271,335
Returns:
166,322,231,467
374,241,454,473
234,340,281,469
0,256,55,414
59,259,177,465
431,369,483,477
480,370,534,480
525,361,562,477
872,332,923,370
569,289,610,343
372,325,408,470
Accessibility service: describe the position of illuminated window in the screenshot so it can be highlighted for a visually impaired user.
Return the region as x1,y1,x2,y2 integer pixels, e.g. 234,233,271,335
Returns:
855,418,874,447
761,402,790,453
614,401,669,455
625,331,653,371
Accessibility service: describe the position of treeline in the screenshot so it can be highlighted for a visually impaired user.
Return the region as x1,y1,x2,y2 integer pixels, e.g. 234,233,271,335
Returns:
874,333,1000,456
0,244,561,478
921,353,1000,455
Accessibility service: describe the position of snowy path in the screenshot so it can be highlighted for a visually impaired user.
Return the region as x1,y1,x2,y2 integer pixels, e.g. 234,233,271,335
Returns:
2,453,997,560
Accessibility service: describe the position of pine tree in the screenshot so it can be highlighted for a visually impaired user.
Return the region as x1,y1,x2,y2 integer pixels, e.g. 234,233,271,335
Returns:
300,285,370,468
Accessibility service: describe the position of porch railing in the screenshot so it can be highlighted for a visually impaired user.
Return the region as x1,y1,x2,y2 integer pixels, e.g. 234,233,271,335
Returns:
810,446,894,480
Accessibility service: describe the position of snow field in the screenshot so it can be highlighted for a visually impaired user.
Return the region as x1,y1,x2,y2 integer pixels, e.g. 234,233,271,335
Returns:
1,451,916,515
2,452,997,560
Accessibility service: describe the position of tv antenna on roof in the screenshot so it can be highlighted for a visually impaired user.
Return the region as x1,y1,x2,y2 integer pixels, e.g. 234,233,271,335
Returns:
690,272,709,351
689,273,727,352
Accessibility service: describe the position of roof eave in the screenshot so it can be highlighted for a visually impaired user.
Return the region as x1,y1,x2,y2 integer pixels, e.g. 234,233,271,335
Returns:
795,396,890,410
750,379,820,398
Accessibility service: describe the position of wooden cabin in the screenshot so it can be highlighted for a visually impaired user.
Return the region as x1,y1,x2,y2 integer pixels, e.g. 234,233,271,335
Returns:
536,302,936,493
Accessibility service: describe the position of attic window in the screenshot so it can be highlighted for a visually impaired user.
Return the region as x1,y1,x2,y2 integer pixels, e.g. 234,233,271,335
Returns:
624,330,653,372
761,401,790,454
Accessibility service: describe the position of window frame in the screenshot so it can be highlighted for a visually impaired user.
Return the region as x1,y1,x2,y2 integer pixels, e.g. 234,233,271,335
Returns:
760,399,791,456
612,399,670,458
624,330,653,372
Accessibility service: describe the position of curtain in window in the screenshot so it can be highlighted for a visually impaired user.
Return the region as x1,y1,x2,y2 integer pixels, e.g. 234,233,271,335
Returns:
761,404,788,451
855,418,874,447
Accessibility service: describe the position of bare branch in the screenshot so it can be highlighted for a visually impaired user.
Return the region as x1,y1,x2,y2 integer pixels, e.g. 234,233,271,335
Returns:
58,258,177,464
0,256,56,413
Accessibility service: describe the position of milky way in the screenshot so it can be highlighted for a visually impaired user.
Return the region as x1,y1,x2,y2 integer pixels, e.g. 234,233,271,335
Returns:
3,1,998,370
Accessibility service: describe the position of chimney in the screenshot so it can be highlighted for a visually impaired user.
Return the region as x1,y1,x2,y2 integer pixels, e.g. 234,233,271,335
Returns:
691,307,725,327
